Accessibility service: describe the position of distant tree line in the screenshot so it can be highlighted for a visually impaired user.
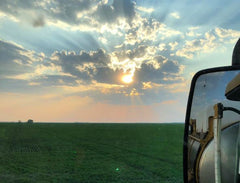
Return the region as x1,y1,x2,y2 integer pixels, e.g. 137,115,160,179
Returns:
18,119,34,123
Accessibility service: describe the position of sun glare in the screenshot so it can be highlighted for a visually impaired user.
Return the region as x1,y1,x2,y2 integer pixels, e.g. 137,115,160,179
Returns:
122,74,133,84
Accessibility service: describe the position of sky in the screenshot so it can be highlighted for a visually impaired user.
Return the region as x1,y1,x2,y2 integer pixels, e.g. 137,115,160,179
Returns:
0,0,240,122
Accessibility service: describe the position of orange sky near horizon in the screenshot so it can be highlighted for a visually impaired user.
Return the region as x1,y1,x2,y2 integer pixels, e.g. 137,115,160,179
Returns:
0,93,185,123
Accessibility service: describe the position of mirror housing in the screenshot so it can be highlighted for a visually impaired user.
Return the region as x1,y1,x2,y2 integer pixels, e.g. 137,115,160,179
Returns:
225,73,240,101
183,66,240,183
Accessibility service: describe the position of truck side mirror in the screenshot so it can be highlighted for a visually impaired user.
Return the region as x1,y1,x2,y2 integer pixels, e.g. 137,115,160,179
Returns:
183,66,240,183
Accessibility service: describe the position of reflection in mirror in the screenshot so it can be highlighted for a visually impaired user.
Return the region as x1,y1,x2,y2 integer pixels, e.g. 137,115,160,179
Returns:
187,70,240,183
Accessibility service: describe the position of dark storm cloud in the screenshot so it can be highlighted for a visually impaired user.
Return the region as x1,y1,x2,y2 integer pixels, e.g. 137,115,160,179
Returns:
93,67,124,84
114,45,149,60
53,49,109,65
135,57,182,84
0,40,81,92
52,49,125,84
52,48,117,82
0,40,34,76
32,15,45,27
161,60,180,74
52,44,183,85
0,39,124,87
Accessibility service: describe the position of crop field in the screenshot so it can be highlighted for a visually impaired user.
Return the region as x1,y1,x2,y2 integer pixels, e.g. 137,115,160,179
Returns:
0,123,184,183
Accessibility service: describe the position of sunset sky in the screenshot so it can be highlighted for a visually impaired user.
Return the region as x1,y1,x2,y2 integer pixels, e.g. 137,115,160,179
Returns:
0,0,240,122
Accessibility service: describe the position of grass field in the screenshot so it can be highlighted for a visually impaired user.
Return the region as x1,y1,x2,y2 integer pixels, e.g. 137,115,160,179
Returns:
0,123,184,183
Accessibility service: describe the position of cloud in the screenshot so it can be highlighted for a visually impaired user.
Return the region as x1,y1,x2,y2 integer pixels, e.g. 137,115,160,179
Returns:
0,39,186,108
50,45,152,85
163,81,189,93
0,0,183,49
124,88,143,96
170,12,180,19
59,81,124,94
49,42,185,90
135,55,183,84
214,27,240,40
32,15,45,27
0,40,39,76
176,27,240,59
136,6,154,13
0,40,78,94
124,16,182,45
0,0,137,30
0,0,95,26
98,37,108,44
51,49,114,82
169,42,178,50
49,0,93,24
142,81,163,90
93,0,136,24
186,26,202,37
0,0,183,63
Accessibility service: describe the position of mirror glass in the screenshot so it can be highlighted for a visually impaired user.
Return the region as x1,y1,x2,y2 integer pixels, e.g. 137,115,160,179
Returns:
186,70,240,183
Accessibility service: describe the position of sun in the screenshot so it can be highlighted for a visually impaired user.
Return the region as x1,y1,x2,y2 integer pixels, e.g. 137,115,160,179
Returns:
122,74,133,84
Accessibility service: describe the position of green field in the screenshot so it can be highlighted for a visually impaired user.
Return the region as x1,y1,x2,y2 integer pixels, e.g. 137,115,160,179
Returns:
0,123,184,183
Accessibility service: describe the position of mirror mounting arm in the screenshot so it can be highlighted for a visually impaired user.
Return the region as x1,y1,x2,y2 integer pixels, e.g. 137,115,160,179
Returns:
213,103,223,183
223,107,240,115
214,103,240,119
214,103,224,119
